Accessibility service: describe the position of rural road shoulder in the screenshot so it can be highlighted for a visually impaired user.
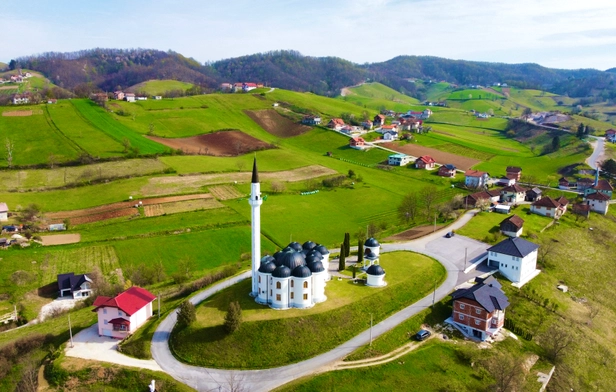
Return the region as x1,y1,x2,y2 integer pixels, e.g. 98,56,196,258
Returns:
151,210,485,392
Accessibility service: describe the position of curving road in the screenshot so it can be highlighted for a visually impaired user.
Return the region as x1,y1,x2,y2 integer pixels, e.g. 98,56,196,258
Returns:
151,210,486,392
586,136,605,170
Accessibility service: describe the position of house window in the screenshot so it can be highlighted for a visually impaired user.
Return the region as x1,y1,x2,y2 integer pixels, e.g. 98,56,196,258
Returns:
459,314,465,320
113,324,128,332
118,311,123,316
258,276,261,283
276,294,281,301
475,319,480,326
459,303,465,310
104,320,108,325
303,294,308,300
103,308,107,315
276,282,281,289
475,309,481,315
290,292,294,299
303,281,308,289
270,290,272,296
291,280,294,288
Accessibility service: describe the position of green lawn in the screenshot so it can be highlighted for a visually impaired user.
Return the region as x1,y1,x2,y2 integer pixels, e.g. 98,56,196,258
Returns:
171,251,445,369
128,79,195,96
448,89,501,101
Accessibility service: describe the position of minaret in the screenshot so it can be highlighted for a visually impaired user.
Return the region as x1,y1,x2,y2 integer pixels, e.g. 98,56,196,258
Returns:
249,158,263,297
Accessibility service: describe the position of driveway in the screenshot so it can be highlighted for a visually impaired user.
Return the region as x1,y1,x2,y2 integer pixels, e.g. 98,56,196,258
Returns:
150,210,493,391
65,324,162,372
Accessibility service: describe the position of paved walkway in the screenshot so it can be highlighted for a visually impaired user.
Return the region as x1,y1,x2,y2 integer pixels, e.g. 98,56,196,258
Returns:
150,209,490,391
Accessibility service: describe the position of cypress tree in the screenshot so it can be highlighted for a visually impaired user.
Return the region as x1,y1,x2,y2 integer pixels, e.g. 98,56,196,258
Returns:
357,239,364,265
344,232,351,257
224,301,242,334
339,243,346,271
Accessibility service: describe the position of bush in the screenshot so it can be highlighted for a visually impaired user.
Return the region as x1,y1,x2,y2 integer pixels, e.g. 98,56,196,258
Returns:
177,301,196,327
224,301,242,334
322,175,346,188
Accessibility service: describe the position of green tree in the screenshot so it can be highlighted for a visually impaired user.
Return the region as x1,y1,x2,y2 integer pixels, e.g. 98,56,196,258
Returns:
577,123,586,138
601,159,616,175
177,300,196,326
522,107,532,121
398,192,419,223
338,243,346,271
343,232,351,257
357,239,364,265
224,301,242,334
551,135,560,151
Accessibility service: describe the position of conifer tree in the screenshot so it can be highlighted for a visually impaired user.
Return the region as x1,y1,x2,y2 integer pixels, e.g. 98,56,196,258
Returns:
344,232,351,257
177,300,196,326
224,301,242,334
357,239,364,265
338,243,346,271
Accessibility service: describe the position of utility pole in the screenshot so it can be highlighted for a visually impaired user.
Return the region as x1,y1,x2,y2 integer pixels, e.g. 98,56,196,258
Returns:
432,280,436,309
158,293,161,319
433,213,437,232
68,314,74,348
370,313,373,346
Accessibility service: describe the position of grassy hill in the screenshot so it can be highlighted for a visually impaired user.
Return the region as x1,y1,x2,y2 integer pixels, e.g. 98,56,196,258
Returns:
126,79,195,96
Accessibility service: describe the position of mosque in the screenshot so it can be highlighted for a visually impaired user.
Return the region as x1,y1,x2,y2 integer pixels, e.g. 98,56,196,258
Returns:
248,158,385,310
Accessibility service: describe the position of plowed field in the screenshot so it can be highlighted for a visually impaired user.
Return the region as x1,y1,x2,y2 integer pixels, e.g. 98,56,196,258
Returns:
245,109,312,137
70,208,139,225
381,142,480,170
146,130,274,156
209,185,243,200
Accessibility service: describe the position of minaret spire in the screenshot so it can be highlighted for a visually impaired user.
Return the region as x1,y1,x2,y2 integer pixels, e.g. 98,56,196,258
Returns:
249,157,263,297
251,157,259,183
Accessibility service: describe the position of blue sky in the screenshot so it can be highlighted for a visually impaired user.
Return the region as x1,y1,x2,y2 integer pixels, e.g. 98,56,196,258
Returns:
4,0,616,70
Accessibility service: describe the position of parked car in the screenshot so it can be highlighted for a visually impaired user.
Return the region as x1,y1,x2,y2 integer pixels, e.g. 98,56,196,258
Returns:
415,329,431,341
445,231,455,238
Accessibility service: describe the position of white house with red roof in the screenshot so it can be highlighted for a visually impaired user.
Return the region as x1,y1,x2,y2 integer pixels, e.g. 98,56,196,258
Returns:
349,136,366,150
93,286,156,338
584,192,610,215
415,155,436,169
605,129,616,143
464,170,489,188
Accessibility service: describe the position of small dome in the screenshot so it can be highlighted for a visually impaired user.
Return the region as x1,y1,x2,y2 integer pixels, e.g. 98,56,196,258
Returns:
258,261,276,273
272,265,291,278
367,264,385,276
292,265,312,278
282,251,306,270
287,242,303,252
305,253,323,264
315,244,330,255
302,241,317,252
365,249,378,259
261,255,275,264
308,261,325,273
307,249,323,259
364,237,380,247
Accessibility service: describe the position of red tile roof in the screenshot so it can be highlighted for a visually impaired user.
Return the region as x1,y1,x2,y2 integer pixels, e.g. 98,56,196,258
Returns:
417,155,435,164
506,166,522,173
329,118,345,126
500,214,524,230
593,179,614,191
465,169,487,177
586,192,611,201
92,286,156,316
532,197,561,208
501,184,528,193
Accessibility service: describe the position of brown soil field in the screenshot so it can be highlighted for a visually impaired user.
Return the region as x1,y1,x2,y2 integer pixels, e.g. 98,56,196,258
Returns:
144,204,164,217
384,225,446,241
40,234,81,246
70,208,139,225
245,109,312,138
2,110,32,117
141,165,337,196
381,142,480,170
46,194,213,220
160,198,223,214
146,131,274,156
209,185,244,200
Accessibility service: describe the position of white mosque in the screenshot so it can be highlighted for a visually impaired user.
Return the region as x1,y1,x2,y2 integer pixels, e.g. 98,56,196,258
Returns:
248,158,385,309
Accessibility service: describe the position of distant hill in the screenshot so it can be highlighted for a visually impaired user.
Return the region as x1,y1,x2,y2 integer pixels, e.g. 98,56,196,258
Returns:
126,80,195,96
0,62,7,71
11,48,616,101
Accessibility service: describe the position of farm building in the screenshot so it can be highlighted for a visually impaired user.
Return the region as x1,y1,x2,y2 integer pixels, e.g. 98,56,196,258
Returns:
415,155,436,170
448,276,509,341
577,178,594,192
93,286,156,338
464,170,489,188
463,190,500,208
500,215,524,237
525,187,542,202
438,164,456,178
250,159,330,310
558,177,571,190
301,115,322,126
0,203,8,222
493,204,511,214
57,273,93,299
487,237,540,285
606,129,616,143
125,93,136,102
361,120,373,130
388,153,412,166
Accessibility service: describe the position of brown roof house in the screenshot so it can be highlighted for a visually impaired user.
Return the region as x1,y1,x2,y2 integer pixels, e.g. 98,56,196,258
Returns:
415,155,436,170
349,136,366,150
525,187,542,202
584,192,610,215
584,179,614,198
447,276,510,341
500,184,528,204
463,190,500,209
530,197,567,218
500,215,524,237
506,166,522,181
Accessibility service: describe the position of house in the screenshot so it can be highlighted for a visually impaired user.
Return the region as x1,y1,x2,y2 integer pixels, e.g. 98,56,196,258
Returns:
373,114,386,126
464,170,489,188
449,276,509,341
487,237,540,284
136,96,147,101
530,197,566,218
47,99,57,104
497,177,516,187
125,93,136,102
500,215,524,237
584,179,613,198
558,177,571,190
242,82,258,92
388,153,411,166
378,124,398,134
220,83,233,91
57,273,93,299
494,204,511,214
605,129,616,143
114,91,125,100
500,184,528,204
328,118,345,131
577,178,594,192
463,190,501,208
506,166,522,181
584,192,610,215
340,125,354,135
438,164,456,178
12,94,29,105
525,187,542,202
555,196,569,213
302,115,322,126
399,118,422,131
415,155,436,170
361,120,373,130
382,130,398,141
349,136,366,150
233,83,244,92
0,203,7,222
572,203,591,218
422,108,432,118
153,96,162,100
92,286,156,339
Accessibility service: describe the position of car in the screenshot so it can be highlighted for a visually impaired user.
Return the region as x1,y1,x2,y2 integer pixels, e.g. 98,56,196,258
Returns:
445,231,455,238
415,329,431,341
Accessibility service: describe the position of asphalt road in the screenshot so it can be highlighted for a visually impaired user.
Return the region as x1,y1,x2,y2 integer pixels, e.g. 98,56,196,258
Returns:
586,136,605,170
150,210,489,392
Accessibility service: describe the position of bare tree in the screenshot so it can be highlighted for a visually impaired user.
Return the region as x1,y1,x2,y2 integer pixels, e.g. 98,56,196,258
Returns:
475,198,491,211
15,359,38,392
224,371,247,392
5,138,14,168
398,192,419,223
539,323,574,363
270,181,286,193
235,160,246,172
48,153,57,169
537,238,556,264
419,185,438,218
478,351,525,392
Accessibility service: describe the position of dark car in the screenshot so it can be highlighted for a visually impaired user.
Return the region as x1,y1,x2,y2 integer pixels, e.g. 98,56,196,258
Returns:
445,231,455,238
415,329,431,341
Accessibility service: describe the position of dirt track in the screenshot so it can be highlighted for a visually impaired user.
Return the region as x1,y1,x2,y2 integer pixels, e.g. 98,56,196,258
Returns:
245,109,311,137
2,110,33,117
384,225,445,241
147,131,274,156
381,142,480,170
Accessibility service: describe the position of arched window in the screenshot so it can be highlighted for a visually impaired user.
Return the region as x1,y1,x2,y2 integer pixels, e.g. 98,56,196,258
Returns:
276,282,281,289
290,292,294,299
291,280,294,288
258,276,261,283
303,281,308,289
